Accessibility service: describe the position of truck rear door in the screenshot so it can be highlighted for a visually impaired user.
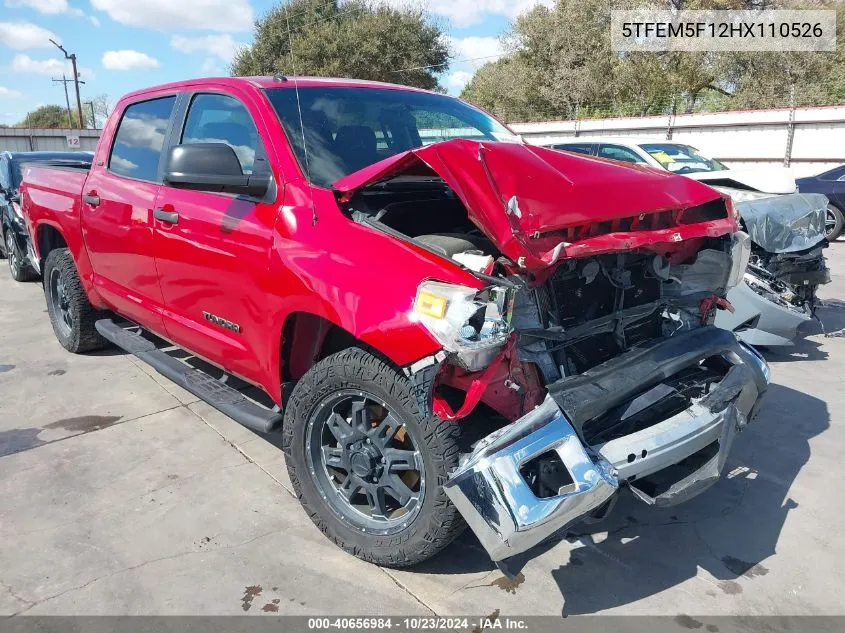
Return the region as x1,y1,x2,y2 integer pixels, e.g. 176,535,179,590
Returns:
152,87,279,387
82,93,178,330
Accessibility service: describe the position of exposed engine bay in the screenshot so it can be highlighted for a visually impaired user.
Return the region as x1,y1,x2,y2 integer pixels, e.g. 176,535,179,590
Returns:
343,177,748,429
745,244,829,314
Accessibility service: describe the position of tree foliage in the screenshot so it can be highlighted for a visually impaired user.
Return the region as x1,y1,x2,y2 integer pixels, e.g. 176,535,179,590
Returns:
18,105,74,129
232,0,450,90
17,95,110,129
461,0,845,121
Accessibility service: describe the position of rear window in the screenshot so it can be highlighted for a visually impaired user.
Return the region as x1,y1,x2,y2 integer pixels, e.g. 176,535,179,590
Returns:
109,96,176,182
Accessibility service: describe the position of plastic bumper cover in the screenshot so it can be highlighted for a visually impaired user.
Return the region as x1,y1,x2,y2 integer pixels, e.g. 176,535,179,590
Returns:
716,280,811,346
443,338,769,562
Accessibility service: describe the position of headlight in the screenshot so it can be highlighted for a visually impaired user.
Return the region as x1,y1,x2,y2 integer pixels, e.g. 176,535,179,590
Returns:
413,280,513,371
727,231,750,289
11,201,24,219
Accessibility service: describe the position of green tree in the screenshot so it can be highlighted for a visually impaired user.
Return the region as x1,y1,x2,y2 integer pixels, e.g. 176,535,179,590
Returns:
18,105,76,129
232,0,450,90
461,0,845,121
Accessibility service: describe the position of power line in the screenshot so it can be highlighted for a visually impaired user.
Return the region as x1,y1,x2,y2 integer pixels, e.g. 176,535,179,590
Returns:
391,53,505,74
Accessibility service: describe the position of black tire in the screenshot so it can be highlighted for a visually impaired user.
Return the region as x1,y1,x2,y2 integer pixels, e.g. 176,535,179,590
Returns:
43,248,109,353
282,347,466,567
826,204,844,241
4,226,38,282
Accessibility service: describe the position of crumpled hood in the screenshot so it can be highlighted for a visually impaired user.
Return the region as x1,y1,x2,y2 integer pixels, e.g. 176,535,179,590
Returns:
686,166,797,195
334,139,735,268
736,192,828,253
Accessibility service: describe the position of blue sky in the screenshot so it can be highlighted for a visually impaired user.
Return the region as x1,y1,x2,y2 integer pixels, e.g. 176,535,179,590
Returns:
0,0,551,126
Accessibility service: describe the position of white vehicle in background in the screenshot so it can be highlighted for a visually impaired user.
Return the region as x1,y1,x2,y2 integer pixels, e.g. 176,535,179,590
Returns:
545,138,831,346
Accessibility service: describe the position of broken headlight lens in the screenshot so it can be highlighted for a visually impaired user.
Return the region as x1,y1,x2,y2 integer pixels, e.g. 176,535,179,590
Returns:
413,281,513,371
727,231,751,290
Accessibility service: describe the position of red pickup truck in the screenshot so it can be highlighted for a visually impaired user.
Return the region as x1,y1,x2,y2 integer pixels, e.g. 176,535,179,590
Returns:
21,76,769,573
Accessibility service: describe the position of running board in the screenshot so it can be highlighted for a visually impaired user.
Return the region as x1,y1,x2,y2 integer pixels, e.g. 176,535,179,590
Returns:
95,319,282,434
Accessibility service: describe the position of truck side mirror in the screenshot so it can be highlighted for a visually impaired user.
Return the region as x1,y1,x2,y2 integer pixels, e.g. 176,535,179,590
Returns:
163,143,271,198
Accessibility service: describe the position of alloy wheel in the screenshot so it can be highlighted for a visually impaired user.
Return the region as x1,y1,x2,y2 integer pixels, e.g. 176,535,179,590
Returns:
49,267,73,337
5,231,17,275
305,390,425,535
826,208,837,236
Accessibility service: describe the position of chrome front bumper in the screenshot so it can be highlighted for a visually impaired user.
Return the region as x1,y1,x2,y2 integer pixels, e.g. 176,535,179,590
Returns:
443,339,769,562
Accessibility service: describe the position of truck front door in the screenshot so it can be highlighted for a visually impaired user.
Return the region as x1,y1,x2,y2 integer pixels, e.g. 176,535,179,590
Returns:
153,88,279,389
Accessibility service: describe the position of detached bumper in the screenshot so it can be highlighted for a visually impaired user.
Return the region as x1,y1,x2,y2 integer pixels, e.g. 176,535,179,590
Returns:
443,334,769,562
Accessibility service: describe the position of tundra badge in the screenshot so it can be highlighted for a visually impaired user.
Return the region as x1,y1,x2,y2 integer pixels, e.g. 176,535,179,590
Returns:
203,311,241,333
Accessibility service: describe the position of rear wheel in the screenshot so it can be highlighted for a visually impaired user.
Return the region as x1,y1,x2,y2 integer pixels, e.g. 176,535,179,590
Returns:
43,248,108,353
283,347,465,567
5,228,38,282
825,204,844,241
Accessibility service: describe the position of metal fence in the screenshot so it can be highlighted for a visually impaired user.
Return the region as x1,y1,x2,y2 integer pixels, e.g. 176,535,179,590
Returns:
511,104,845,178
0,128,101,153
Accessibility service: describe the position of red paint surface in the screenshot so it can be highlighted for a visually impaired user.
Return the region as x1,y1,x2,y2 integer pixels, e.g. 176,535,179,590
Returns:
21,77,737,414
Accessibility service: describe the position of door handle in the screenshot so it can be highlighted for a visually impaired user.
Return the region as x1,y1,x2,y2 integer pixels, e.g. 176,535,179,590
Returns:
83,193,100,206
154,208,179,224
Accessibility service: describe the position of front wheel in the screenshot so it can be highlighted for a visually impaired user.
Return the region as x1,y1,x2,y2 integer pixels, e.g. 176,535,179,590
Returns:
282,347,466,567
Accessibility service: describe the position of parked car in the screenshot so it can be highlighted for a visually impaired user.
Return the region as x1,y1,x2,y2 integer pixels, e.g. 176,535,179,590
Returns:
547,138,830,346
1,151,93,281
796,164,845,240
21,77,768,573
546,138,797,194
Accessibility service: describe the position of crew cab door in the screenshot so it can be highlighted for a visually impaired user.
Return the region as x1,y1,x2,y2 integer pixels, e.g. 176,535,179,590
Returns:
81,93,177,330
153,88,279,387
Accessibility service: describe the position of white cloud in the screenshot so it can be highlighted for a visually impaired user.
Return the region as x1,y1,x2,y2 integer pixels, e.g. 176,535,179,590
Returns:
200,57,223,75
91,0,254,32
4,0,84,16
447,36,503,67
377,0,552,27
0,21,59,49
10,53,94,78
102,49,160,71
90,15,100,26
445,71,473,93
171,34,241,62
0,85,24,99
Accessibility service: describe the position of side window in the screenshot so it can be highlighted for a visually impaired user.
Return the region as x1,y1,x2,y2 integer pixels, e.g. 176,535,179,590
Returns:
181,93,261,175
599,145,645,164
109,96,176,181
0,157,9,190
554,143,595,156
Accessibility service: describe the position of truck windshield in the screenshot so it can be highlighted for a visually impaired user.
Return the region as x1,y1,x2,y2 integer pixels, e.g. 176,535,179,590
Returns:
639,143,728,174
264,86,516,187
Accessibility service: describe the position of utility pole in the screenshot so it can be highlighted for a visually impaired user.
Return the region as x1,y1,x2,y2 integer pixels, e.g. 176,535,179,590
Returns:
52,75,86,128
84,101,96,129
52,75,73,128
49,39,84,128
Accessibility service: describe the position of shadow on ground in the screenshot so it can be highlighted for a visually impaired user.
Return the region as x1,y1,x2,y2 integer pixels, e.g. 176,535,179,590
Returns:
394,383,827,615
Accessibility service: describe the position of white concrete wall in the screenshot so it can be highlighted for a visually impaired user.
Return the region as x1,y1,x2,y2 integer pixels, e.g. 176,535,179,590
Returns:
0,128,100,153
511,105,845,178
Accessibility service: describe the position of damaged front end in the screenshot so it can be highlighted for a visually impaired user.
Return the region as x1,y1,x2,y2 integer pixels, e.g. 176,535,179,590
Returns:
715,192,831,345
336,139,769,564
445,329,768,562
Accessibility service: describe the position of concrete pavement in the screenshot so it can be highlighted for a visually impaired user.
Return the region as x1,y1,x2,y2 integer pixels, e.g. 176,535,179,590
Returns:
2,244,844,617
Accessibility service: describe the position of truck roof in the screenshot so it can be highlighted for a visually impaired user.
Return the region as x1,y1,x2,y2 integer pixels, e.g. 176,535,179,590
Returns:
120,75,440,101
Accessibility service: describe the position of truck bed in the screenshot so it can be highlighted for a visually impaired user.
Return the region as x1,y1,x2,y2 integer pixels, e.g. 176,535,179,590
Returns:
20,162,91,269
